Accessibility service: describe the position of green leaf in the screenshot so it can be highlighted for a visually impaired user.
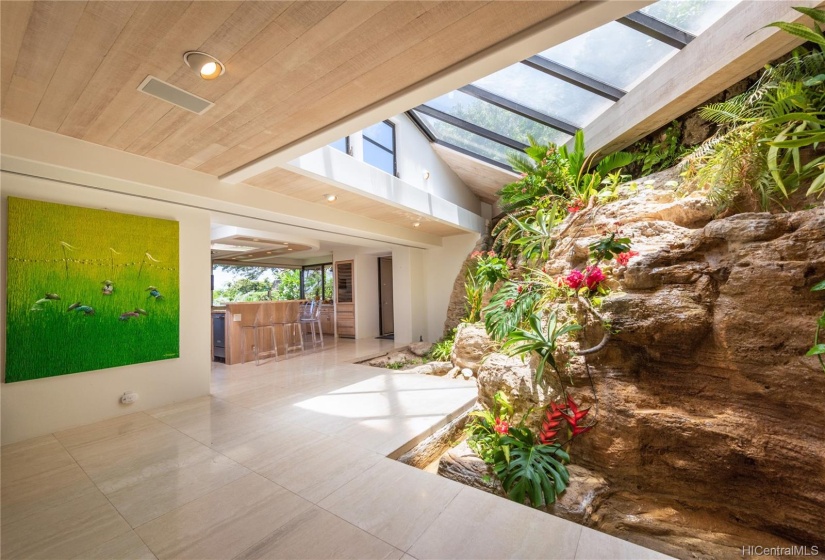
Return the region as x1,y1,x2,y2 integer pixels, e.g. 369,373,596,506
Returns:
793,7,825,24
806,344,825,356
812,280,825,291
764,22,825,48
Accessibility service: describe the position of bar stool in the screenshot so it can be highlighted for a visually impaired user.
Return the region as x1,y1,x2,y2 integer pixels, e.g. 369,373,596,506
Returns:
271,301,304,356
241,304,277,365
300,300,324,348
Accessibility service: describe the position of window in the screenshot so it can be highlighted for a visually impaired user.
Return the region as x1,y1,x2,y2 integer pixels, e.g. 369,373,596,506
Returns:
362,120,396,176
329,136,349,154
301,263,333,302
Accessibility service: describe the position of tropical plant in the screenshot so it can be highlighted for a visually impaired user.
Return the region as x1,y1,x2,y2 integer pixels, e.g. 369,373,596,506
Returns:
589,233,632,263
483,281,542,342
806,278,825,373
633,121,686,178
500,311,582,384
680,7,825,209
492,426,570,507
473,251,509,290
464,270,483,323
466,391,516,464
503,206,563,263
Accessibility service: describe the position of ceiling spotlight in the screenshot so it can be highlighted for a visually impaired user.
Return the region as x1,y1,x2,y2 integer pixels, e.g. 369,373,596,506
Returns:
287,248,293,251
325,194,337,202
422,170,430,180
413,221,421,228
183,51,225,80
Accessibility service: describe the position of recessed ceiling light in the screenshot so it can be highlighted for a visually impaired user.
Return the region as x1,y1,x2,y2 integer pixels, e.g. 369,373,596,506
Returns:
183,51,225,80
413,221,421,228
325,194,337,202
266,251,272,254
287,248,293,251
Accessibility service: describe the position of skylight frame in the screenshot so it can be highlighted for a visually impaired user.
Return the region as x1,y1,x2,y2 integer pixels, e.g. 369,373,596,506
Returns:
407,2,734,171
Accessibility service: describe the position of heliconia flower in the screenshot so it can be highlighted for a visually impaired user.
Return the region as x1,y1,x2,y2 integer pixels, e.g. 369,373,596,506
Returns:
583,266,605,291
565,270,584,290
615,250,639,266
494,417,510,434
504,298,515,310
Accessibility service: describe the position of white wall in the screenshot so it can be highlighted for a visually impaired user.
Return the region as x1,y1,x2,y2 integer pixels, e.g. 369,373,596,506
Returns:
391,247,428,345
0,171,211,444
423,233,479,341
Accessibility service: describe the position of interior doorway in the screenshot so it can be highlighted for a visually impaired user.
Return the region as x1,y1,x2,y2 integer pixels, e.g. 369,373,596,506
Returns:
378,256,394,337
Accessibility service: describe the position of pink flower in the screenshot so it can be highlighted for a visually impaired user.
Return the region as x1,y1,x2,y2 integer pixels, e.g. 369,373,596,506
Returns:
521,187,527,194
583,266,605,291
615,250,639,266
504,298,515,309
487,251,496,257
517,285,523,294
519,172,527,178
567,199,584,213
565,270,584,290
494,417,510,435
471,251,482,259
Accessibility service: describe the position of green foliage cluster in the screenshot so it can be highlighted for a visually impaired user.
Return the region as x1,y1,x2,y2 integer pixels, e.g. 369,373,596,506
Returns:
807,279,825,374
427,328,457,362
680,7,825,211
213,267,301,304
632,121,688,178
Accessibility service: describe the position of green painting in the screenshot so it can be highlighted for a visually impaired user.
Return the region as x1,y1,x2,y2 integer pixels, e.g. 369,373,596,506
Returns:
5,197,180,382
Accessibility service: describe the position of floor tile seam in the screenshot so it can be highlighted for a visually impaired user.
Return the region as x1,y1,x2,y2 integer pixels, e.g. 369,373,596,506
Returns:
302,493,409,558
49,434,135,548
53,412,174,454
208,475,370,560
401,481,466,554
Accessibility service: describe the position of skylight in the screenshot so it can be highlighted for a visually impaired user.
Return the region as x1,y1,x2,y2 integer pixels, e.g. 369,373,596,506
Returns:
408,0,740,171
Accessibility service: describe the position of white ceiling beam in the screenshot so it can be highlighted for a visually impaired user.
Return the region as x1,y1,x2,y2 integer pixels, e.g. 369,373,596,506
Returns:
220,0,653,185
579,0,825,156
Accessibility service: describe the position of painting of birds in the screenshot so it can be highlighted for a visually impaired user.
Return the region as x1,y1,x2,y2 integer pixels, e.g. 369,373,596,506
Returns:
145,286,164,300
101,280,114,295
134,308,148,316
44,293,61,300
73,306,95,315
67,302,82,312
119,312,140,321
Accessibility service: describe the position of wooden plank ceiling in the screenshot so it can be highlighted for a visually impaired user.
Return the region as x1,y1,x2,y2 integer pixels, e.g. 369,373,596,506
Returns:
1,0,575,179
247,166,466,237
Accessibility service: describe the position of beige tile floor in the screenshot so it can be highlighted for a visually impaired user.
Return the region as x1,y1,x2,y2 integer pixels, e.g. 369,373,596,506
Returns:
1,338,672,560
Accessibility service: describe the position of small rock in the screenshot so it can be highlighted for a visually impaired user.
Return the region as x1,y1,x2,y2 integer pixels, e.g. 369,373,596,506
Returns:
448,366,462,379
461,368,474,379
409,342,434,357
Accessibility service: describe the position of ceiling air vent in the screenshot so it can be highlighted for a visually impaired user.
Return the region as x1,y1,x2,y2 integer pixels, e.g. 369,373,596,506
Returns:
137,76,213,115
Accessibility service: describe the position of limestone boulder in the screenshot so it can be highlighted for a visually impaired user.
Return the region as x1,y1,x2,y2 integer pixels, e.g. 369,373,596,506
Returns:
451,322,493,372
408,342,433,357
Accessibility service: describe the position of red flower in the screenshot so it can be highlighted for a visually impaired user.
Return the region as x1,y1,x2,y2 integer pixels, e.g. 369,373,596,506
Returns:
504,298,515,310
471,251,482,259
494,417,510,434
517,285,523,294
565,270,584,290
615,250,639,266
487,250,496,257
583,266,605,291
539,403,565,444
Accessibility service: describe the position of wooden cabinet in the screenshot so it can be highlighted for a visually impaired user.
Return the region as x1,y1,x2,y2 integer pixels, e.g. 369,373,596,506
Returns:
320,305,334,335
335,260,355,338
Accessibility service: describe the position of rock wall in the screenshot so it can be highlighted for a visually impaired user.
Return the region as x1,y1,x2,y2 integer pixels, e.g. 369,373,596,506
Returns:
445,178,825,559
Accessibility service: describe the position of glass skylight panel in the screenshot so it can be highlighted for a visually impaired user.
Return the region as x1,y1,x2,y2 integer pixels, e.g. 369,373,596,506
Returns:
422,90,569,146
363,121,394,150
472,63,613,128
640,0,739,36
538,21,678,91
414,111,515,166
